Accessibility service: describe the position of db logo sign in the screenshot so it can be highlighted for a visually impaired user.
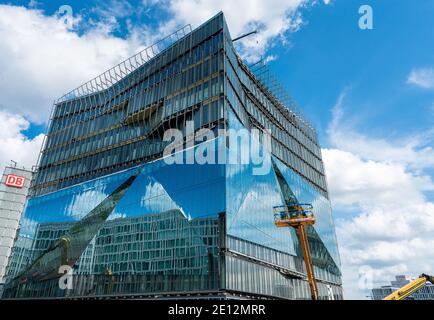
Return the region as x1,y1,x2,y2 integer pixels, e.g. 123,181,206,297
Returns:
5,174,26,188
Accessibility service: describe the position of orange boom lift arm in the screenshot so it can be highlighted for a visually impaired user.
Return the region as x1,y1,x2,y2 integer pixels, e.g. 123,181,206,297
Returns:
273,204,319,300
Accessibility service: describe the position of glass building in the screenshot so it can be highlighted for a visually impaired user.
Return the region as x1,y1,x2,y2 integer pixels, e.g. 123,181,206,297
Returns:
3,12,342,299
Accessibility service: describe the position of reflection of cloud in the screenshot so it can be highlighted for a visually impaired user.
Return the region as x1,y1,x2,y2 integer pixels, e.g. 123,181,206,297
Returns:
107,212,126,221
140,179,186,218
226,163,249,179
65,182,125,221
19,216,39,238
228,181,287,249
65,187,108,220
274,157,341,267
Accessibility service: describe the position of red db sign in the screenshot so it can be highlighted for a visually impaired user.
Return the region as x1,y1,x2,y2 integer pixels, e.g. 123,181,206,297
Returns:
5,174,26,188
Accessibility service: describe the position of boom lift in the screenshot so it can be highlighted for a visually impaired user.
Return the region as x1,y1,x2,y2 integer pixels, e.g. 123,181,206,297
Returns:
273,204,319,300
383,274,434,300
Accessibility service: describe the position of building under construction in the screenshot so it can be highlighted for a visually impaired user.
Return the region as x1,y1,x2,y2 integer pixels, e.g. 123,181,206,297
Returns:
2,12,342,299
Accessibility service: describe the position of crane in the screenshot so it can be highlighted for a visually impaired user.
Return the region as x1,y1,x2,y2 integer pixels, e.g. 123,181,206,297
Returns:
273,204,319,300
383,274,434,300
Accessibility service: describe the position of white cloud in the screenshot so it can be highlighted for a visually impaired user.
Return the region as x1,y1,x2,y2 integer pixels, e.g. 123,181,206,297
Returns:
0,110,44,173
407,67,434,89
0,4,152,171
160,0,320,62
65,180,129,221
0,2,333,123
140,180,182,216
0,5,144,122
0,2,333,176
323,91,434,299
323,149,434,210
143,0,333,63
65,185,109,220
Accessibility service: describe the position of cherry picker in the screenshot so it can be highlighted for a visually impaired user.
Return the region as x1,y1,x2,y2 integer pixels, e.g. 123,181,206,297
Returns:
273,203,319,300
383,274,434,300
273,204,434,301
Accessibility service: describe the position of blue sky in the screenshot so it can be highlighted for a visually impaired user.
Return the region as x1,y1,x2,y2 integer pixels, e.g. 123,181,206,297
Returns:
274,1,434,141
1,0,434,299
10,0,434,146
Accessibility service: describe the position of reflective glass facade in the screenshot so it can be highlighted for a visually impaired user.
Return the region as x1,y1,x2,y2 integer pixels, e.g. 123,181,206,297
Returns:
31,15,225,197
4,12,342,299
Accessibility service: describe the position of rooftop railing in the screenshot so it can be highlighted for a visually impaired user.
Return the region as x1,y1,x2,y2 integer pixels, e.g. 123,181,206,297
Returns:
56,24,192,104
32,24,192,179
247,58,317,137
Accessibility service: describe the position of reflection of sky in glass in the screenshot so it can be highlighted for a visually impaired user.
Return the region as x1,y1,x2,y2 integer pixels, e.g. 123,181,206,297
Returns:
226,109,297,255
65,185,109,220
225,108,341,270
15,108,340,280
115,142,226,220
273,157,341,268
140,178,181,215
19,141,225,242
21,167,138,238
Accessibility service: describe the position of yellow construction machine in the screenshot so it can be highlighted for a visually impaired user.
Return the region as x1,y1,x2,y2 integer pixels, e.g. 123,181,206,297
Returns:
383,274,434,300
273,203,434,301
